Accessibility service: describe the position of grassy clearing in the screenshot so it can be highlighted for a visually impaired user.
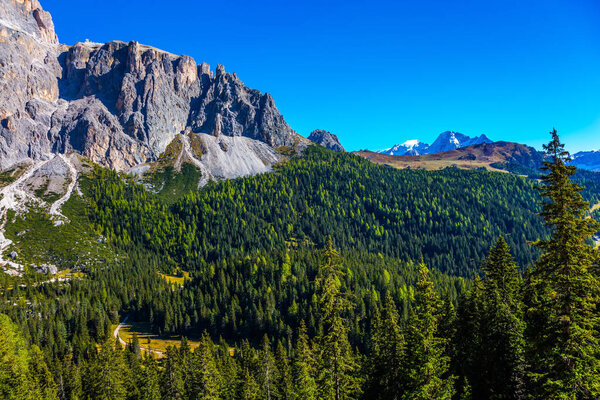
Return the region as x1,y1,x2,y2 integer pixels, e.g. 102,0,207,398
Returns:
158,270,190,286
380,158,507,172
117,320,201,356
54,268,87,279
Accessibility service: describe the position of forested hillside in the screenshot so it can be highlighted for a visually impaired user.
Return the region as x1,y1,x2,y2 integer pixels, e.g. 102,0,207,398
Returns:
89,146,547,276
1,133,600,399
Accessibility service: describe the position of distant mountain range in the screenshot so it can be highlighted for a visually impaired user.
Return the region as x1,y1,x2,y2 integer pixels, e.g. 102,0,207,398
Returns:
379,131,492,156
377,131,600,173
358,141,543,174
570,150,600,172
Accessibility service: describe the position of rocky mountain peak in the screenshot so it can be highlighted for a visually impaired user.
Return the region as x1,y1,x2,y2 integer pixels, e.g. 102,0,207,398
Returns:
308,129,345,152
379,131,493,156
0,0,308,172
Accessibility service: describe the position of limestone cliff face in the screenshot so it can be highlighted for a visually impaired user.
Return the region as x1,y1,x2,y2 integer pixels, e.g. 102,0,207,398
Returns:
0,0,306,171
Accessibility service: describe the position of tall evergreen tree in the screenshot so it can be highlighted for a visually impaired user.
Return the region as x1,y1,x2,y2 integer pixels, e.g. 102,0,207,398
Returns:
84,337,127,400
365,293,405,400
259,335,277,400
479,237,526,399
274,340,293,400
54,355,82,400
315,238,362,400
160,346,185,400
455,276,484,398
526,130,600,399
292,321,317,400
403,263,455,400
140,354,161,400
29,345,59,400
189,333,220,400
0,314,56,400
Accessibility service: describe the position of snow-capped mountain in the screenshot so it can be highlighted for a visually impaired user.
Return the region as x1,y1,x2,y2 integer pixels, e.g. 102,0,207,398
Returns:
379,140,430,155
379,131,492,156
570,150,600,172
427,131,492,153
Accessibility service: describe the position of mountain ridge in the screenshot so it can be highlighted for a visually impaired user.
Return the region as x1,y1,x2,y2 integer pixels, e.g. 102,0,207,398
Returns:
379,131,492,155
570,150,600,172
0,0,308,175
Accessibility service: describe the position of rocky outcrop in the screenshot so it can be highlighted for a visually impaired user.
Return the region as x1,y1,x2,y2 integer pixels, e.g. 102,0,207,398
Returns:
308,129,345,152
0,0,307,171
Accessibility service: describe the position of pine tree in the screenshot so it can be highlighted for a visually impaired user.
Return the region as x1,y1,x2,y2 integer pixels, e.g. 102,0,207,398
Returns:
403,263,455,400
526,130,600,398
189,332,221,400
274,341,293,400
54,355,82,400
0,314,55,400
479,237,526,399
237,340,261,400
29,345,59,400
140,354,161,400
365,293,405,399
160,346,185,400
84,337,127,400
238,367,261,400
455,276,484,398
259,335,277,400
292,321,317,400
315,238,362,400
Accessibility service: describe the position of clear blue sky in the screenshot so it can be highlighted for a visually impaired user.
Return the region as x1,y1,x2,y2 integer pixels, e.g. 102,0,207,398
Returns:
44,0,600,152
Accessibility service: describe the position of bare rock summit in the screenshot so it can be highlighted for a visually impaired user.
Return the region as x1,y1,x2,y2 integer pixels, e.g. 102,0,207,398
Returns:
308,129,345,152
0,0,308,172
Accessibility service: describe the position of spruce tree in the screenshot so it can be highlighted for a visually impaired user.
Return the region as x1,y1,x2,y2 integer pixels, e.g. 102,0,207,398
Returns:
259,335,277,400
189,332,220,400
237,340,261,400
84,337,127,400
403,263,455,400
315,237,362,400
29,345,59,400
365,293,405,399
160,346,185,400
479,237,526,399
292,321,317,400
274,340,293,400
455,276,484,398
140,354,161,400
0,314,55,400
526,130,600,398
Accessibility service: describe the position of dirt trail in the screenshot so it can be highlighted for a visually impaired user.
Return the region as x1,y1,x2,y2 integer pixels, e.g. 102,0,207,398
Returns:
113,316,164,357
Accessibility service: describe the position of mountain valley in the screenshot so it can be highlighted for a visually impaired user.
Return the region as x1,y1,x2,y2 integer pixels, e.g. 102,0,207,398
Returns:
1,1,600,399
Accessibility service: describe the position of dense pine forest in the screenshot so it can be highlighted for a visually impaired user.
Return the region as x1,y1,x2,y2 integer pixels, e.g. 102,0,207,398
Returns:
2,131,600,399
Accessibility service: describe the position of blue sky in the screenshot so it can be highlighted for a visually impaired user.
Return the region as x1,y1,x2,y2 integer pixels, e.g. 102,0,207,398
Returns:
44,0,600,152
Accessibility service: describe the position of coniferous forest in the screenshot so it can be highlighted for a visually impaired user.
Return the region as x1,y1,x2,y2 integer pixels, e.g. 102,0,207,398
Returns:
2,131,600,399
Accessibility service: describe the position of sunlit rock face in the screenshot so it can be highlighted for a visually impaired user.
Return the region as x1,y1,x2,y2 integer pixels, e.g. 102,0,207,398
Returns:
308,129,345,152
0,0,307,172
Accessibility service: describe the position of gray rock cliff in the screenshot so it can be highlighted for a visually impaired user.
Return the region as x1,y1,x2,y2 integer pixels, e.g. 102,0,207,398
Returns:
0,0,306,171
308,129,345,152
